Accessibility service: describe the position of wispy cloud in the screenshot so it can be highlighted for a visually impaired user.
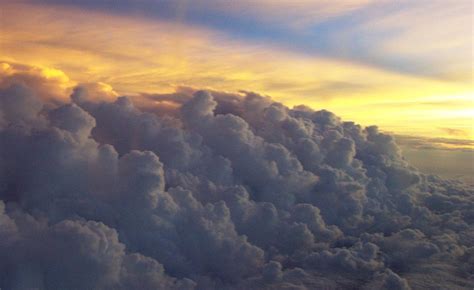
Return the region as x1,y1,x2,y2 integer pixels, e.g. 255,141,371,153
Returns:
12,0,472,81
394,134,474,151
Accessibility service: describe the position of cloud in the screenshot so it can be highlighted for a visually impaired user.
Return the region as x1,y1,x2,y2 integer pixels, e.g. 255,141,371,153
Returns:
437,127,469,138
0,62,73,103
0,70,473,290
394,134,474,151
18,0,471,84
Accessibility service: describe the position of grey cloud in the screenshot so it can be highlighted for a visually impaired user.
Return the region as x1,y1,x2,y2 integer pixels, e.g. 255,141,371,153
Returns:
0,83,45,129
0,71,473,289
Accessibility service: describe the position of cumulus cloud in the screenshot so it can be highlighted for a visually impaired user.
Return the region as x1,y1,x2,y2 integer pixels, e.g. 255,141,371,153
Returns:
0,66,473,289
0,62,72,103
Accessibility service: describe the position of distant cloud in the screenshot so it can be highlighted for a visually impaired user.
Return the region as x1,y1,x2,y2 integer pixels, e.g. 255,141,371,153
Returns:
437,127,469,137
394,134,474,151
0,64,473,289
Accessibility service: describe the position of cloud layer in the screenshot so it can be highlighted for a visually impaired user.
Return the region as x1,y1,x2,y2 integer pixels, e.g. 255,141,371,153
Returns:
0,71,473,289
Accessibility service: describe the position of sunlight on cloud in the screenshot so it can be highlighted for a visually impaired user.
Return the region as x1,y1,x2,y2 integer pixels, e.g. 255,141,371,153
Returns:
0,61,74,102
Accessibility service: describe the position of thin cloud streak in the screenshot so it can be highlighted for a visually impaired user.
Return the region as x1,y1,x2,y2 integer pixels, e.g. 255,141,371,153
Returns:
12,0,472,82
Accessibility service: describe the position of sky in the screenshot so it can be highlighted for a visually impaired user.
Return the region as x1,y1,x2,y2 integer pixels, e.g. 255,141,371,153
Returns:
1,0,472,143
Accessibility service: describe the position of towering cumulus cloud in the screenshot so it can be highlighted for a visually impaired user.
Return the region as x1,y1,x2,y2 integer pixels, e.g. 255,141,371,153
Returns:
0,68,473,290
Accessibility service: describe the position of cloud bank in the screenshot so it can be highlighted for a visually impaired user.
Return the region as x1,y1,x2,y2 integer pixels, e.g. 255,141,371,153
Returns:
0,68,473,290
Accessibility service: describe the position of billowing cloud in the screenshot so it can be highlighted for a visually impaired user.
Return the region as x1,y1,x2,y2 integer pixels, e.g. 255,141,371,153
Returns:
0,62,73,103
0,67,473,290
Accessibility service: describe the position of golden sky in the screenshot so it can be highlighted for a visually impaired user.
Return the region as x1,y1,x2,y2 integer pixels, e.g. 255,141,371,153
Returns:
0,1,472,141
